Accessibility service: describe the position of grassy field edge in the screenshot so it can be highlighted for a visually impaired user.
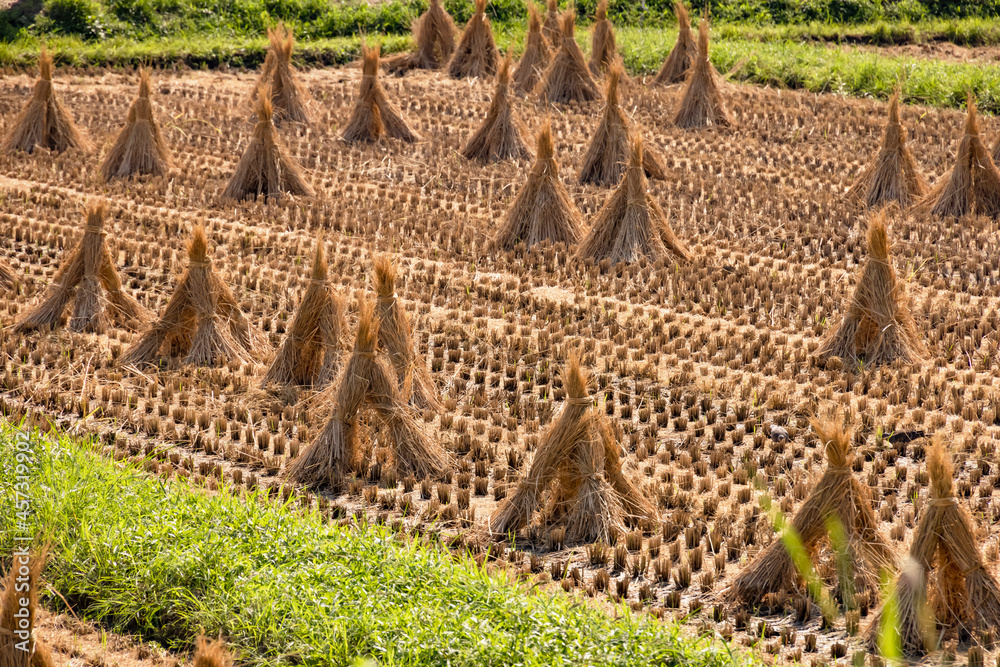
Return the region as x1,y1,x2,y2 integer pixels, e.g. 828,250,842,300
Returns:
3,24,1000,113
0,423,754,667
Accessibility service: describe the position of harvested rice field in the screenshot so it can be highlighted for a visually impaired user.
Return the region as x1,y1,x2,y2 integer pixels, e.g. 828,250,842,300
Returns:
5,38,1000,666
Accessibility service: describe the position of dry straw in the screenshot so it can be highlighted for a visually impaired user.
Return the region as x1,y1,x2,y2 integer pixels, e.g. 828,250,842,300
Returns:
223,85,313,200
847,91,927,209
1,548,53,667
461,52,531,163
653,2,697,85
542,0,561,45
490,355,655,543
100,69,172,182
673,19,731,128
0,262,17,293
816,210,924,367
262,238,345,388
374,255,442,412
535,10,600,104
726,417,895,606
342,43,420,144
512,4,550,95
587,0,618,76
865,439,1000,655
2,47,91,155
576,135,690,266
919,96,1000,218
15,202,148,334
493,120,582,250
579,63,666,186
448,0,499,79
384,0,457,73
290,295,450,487
122,226,262,367
192,637,231,667
252,23,311,124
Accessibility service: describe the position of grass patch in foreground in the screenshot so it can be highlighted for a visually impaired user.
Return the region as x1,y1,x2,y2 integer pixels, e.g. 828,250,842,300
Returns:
0,425,750,667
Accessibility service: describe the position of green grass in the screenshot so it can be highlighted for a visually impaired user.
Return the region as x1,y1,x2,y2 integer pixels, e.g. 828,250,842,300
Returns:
618,27,1000,112
0,424,755,667
3,23,999,114
716,16,1000,46
0,32,411,67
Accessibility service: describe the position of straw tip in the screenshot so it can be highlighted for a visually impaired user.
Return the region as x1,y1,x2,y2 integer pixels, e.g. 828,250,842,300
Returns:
810,416,852,468
965,94,979,136
867,210,890,261
355,294,380,351
564,354,588,399
560,9,576,35
39,45,53,80
85,200,108,231
928,437,953,499
628,134,644,168
311,240,327,280
138,68,152,98
697,17,710,52
192,637,232,667
596,0,607,21
475,0,487,14
188,226,209,263
373,255,397,296
536,120,554,160
498,51,513,84
254,85,274,122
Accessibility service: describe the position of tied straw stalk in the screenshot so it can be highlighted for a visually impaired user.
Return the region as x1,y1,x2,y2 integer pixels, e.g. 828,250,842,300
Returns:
493,120,582,251
15,202,148,334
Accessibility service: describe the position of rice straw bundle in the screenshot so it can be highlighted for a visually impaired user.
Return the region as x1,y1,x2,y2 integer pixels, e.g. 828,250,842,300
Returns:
289,296,377,485
15,202,148,334
653,2,697,85
290,296,450,487
673,19,730,128
448,0,499,79
252,23,310,124
576,135,690,266
816,210,924,367
383,0,457,73
461,53,531,163
373,256,442,412
493,121,582,250
587,0,618,76
726,418,895,606
2,47,91,155
847,91,927,209
1,548,53,667
262,239,345,388
121,226,262,367
865,439,1000,655
513,4,550,95
490,356,654,543
223,86,313,200
192,637,231,667
100,69,172,182
579,63,665,186
342,43,420,144
535,10,600,104
918,96,1000,218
